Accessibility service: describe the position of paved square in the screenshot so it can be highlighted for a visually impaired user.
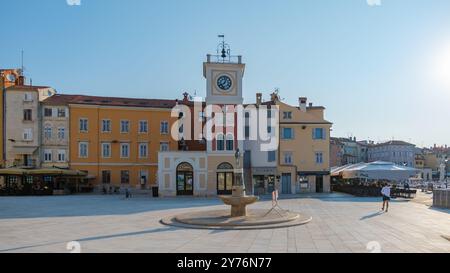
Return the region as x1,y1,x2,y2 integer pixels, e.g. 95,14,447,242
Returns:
0,193,449,253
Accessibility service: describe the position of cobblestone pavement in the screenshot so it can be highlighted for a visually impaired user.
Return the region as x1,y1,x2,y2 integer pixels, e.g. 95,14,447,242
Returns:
0,193,449,253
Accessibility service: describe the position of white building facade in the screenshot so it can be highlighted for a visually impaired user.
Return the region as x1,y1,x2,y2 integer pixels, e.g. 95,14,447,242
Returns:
368,140,416,167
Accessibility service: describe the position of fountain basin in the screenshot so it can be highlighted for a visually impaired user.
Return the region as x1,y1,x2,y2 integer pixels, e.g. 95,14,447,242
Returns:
218,186,259,217
161,209,312,230
219,195,258,217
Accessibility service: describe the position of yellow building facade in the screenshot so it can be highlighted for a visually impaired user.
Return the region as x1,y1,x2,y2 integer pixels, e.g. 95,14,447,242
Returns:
68,96,178,189
277,95,332,193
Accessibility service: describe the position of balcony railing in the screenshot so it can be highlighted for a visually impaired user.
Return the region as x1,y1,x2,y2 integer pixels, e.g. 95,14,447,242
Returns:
206,54,242,64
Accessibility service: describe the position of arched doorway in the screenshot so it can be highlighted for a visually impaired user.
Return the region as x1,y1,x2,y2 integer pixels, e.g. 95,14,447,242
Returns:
176,162,194,196
217,162,234,195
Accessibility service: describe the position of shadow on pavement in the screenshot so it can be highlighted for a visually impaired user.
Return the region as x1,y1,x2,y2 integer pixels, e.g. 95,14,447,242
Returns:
360,211,385,220
0,195,224,219
429,206,450,214
0,226,179,252
77,226,179,242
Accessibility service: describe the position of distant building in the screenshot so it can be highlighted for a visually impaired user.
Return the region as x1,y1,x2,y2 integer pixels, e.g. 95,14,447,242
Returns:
40,95,76,169
0,69,23,168
4,85,56,169
244,94,278,196
422,145,449,180
330,138,344,167
367,140,416,167
330,137,370,166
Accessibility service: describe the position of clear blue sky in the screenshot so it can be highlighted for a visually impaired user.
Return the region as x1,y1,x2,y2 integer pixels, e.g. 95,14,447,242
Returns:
2,0,450,148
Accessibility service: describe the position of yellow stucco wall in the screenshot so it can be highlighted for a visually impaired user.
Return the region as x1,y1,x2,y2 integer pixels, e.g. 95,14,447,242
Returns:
277,101,332,193
277,101,331,171
69,104,177,188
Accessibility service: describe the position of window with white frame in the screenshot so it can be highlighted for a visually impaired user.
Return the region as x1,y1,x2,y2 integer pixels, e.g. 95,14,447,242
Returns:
283,111,292,119
44,126,52,139
283,152,293,165
313,128,326,140
120,120,130,133
160,121,169,134
102,120,111,133
44,150,52,162
79,118,88,132
79,142,88,158
23,128,33,141
57,108,66,118
102,143,111,158
44,108,53,117
23,109,32,121
139,143,148,158
57,150,66,162
120,143,130,158
282,128,294,139
315,152,324,164
216,134,224,151
139,120,148,133
226,134,234,151
57,128,65,140
24,93,33,102
160,142,169,152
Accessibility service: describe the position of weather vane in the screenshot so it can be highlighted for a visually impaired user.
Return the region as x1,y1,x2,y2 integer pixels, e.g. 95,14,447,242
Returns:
217,35,231,62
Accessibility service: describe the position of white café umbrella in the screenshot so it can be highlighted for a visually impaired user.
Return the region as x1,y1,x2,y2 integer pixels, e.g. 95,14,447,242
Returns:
331,161,420,181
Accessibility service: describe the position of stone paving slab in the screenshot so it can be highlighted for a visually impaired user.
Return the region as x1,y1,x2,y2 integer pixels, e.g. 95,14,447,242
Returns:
0,194,449,253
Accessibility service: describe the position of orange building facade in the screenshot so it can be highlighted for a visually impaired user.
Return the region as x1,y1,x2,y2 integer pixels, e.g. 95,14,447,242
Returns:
68,96,178,189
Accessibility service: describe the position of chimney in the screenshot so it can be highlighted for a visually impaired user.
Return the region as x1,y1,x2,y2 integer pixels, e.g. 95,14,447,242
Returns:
270,92,279,102
182,92,189,103
299,97,307,112
256,93,262,106
17,75,25,86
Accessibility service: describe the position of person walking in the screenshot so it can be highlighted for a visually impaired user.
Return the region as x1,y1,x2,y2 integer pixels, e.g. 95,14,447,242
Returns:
381,183,391,212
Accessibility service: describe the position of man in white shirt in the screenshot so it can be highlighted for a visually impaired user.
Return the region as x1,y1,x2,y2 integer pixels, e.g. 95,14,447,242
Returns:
381,184,391,212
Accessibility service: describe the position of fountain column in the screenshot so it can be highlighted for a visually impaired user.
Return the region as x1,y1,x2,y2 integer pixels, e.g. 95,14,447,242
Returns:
219,149,258,217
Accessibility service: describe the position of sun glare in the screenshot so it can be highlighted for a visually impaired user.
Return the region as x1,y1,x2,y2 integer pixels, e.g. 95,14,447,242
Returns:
430,43,450,89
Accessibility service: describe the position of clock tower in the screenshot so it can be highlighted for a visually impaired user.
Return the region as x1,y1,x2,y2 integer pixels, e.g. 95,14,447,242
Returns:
203,38,245,105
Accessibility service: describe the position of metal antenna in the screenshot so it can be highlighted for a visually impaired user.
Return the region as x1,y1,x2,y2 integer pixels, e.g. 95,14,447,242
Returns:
21,50,24,72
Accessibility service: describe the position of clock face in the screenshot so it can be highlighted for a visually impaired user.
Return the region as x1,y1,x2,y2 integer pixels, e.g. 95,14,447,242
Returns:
217,75,232,91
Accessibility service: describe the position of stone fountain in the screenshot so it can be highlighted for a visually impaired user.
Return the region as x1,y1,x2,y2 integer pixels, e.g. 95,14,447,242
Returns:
219,149,258,217
160,149,312,230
